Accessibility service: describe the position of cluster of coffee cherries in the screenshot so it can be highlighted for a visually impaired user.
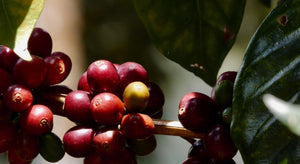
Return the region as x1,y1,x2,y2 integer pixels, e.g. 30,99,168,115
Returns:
179,71,238,164
0,27,72,163
61,60,165,163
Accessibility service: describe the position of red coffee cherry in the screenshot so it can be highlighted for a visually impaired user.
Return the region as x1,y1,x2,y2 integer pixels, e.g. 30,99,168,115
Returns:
178,93,218,133
77,71,92,93
64,90,93,124
63,125,95,157
27,27,53,58
93,128,126,157
43,55,67,86
0,45,19,72
206,124,237,162
12,55,47,89
0,68,12,95
117,61,149,91
8,148,33,164
51,51,72,80
91,92,124,125
87,59,120,94
3,84,33,112
14,132,40,161
0,121,18,153
20,104,53,135
121,113,155,139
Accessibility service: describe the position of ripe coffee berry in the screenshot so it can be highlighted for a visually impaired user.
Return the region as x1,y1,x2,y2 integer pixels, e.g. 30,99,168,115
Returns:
3,84,33,112
0,45,19,72
216,71,237,84
63,125,94,157
43,55,67,86
87,59,120,93
14,132,40,161
8,148,33,164
78,71,92,93
178,94,218,132
143,81,165,116
20,104,53,135
0,121,17,153
188,139,210,160
93,128,126,157
64,90,93,124
27,27,53,58
117,61,149,91
206,124,237,162
0,68,12,95
51,51,72,80
91,92,125,125
121,113,155,139
12,55,47,89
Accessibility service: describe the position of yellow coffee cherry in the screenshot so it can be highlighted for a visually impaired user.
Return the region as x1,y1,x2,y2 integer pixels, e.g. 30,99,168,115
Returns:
123,81,150,113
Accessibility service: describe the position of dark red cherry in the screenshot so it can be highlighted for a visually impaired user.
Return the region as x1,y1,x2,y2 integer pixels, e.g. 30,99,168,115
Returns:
12,55,47,89
8,148,33,164
64,90,94,124
51,51,72,79
117,61,149,91
0,67,12,95
93,128,126,157
87,59,120,94
216,71,237,84
3,84,33,112
143,81,165,117
178,96,218,132
27,27,52,57
0,45,19,72
0,100,13,121
0,121,18,153
206,124,237,162
14,132,40,161
33,85,73,116
43,55,67,86
188,139,210,160
63,125,95,157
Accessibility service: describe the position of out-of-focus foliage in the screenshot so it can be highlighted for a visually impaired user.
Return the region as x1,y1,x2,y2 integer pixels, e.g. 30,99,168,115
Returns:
83,0,166,83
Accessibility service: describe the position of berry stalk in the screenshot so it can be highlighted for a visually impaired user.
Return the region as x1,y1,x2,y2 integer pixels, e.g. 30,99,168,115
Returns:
152,119,206,139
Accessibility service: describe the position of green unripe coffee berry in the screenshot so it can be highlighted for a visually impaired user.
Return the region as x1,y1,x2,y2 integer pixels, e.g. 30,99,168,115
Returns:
222,106,233,125
39,132,65,162
214,80,234,109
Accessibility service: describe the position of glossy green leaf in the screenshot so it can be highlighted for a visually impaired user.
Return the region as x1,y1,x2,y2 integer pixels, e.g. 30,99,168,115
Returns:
0,0,45,60
263,94,300,136
132,0,246,86
231,0,300,163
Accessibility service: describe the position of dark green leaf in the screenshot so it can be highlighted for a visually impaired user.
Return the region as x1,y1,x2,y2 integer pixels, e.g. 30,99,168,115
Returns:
132,0,246,86
0,0,44,60
231,0,300,163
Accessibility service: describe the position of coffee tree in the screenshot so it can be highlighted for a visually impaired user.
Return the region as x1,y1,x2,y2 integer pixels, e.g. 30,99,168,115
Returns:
0,0,299,164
